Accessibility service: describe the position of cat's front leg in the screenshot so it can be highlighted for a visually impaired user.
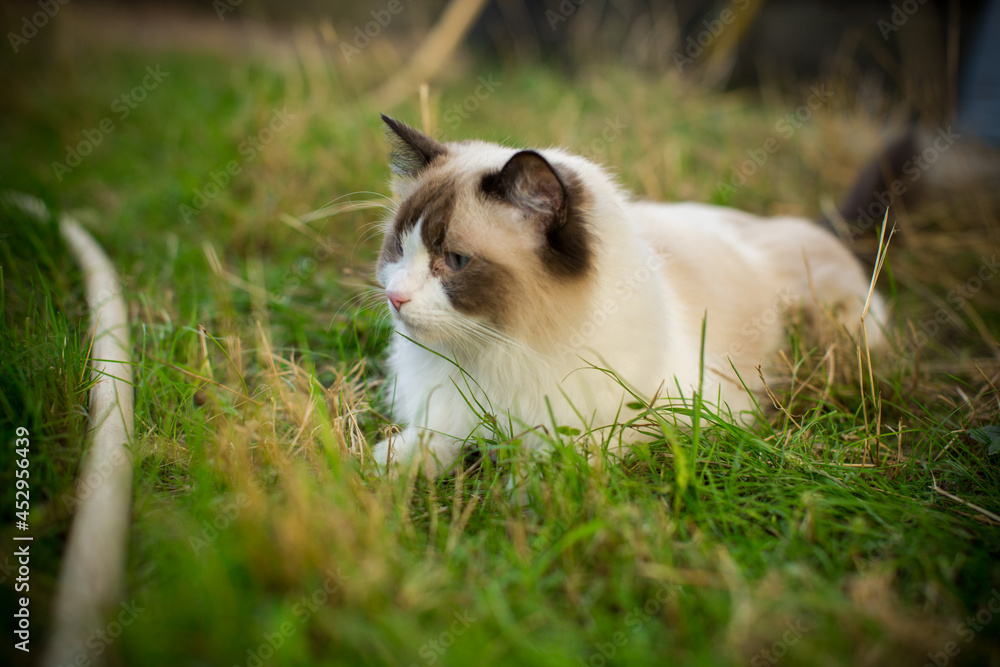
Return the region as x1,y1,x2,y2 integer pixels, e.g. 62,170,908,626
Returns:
371,427,464,478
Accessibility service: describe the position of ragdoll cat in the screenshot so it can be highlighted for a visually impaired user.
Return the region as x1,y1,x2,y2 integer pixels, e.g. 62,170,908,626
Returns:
371,114,885,475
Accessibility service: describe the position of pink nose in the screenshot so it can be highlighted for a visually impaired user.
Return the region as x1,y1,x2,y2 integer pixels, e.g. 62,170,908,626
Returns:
387,291,410,311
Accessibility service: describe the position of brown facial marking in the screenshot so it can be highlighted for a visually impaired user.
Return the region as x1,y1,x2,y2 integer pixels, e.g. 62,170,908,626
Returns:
479,153,593,279
377,132,457,279
439,257,512,326
375,226,401,277
542,171,592,278
379,171,514,327
390,175,457,248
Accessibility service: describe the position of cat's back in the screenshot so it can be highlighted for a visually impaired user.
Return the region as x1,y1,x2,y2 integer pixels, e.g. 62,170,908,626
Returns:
625,200,865,288
623,199,883,349
626,200,813,256
625,201,780,290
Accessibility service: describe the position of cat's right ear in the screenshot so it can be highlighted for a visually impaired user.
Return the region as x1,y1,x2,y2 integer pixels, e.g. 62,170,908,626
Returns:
381,114,447,178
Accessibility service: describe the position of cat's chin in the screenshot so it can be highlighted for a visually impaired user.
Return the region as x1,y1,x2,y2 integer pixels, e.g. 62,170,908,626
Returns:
392,317,446,346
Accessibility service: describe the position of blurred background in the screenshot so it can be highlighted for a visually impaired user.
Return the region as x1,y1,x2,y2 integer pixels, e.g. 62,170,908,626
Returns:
4,0,999,236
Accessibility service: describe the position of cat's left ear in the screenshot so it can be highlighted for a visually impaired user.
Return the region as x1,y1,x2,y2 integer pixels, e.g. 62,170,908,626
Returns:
486,150,591,276
381,114,447,178
485,151,568,227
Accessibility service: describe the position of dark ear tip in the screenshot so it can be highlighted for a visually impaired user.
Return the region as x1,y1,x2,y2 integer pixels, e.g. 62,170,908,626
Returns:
503,151,563,185
381,114,448,177
510,150,545,163
506,150,558,174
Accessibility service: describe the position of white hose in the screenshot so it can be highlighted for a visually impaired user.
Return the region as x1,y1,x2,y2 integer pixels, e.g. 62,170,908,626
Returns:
5,194,135,667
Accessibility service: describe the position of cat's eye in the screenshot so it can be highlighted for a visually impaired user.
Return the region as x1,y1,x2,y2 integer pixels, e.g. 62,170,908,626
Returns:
445,252,470,271
394,237,403,255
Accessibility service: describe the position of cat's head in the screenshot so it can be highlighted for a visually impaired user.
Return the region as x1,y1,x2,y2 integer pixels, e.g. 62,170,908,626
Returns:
376,115,597,350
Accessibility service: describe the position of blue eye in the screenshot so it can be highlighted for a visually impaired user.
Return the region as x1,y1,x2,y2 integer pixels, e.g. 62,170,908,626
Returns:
445,252,470,270
394,237,403,255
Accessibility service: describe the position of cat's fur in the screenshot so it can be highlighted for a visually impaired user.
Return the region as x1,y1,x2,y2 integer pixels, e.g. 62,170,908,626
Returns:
371,115,885,475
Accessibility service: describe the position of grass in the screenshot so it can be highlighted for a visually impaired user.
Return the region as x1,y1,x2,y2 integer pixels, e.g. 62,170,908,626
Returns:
1,6,999,667
0,197,92,654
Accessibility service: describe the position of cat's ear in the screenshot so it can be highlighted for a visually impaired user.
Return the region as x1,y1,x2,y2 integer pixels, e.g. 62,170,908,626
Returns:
486,150,567,226
381,114,447,178
486,151,591,276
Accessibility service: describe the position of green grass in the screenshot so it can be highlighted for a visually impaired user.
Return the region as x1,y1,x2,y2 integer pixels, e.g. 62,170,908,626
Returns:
2,10,999,667
0,194,97,652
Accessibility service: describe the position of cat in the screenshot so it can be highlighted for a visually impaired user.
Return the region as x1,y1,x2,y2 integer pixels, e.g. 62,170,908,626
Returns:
370,114,886,476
